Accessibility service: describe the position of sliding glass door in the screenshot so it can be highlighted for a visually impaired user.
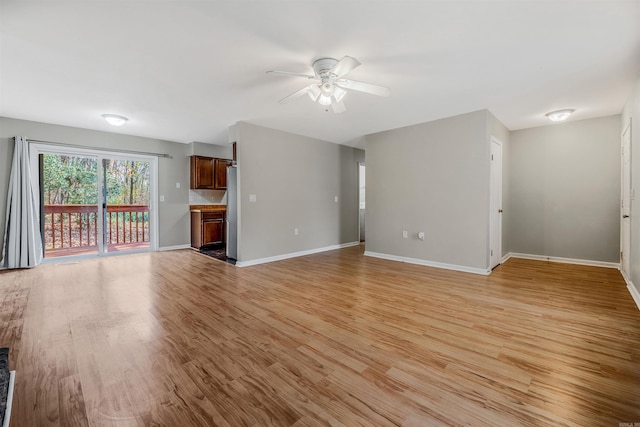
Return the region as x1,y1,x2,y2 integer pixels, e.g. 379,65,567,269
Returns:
34,146,157,259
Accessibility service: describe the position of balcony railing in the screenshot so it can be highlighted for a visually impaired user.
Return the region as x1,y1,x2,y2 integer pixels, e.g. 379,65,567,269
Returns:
43,204,149,257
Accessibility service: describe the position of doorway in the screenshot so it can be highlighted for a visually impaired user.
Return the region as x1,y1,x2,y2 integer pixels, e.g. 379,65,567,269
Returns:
490,137,503,270
621,121,632,279
358,163,365,242
31,145,158,259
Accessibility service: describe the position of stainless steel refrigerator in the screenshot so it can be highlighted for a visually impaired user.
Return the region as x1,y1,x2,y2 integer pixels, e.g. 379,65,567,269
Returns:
226,165,237,260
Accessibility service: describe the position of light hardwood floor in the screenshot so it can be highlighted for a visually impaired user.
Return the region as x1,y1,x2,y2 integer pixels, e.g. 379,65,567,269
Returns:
1,246,639,426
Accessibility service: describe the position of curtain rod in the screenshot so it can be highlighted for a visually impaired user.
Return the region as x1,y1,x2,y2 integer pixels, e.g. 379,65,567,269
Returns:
27,138,173,159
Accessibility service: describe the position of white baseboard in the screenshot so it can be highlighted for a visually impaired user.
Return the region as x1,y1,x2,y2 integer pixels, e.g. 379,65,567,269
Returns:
502,252,620,269
2,371,15,427
236,242,360,268
364,251,490,276
620,271,640,312
158,244,191,252
627,283,640,312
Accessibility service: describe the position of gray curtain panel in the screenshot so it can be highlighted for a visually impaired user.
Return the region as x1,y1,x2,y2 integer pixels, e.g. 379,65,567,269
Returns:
1,136,43,268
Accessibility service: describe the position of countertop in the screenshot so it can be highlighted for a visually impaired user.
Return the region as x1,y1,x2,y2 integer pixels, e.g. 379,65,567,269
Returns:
190,204,227,212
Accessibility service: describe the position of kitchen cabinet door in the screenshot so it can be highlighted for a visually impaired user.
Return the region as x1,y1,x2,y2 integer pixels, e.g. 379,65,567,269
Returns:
214,159,233,190
190,156,215,189
202,218,224,246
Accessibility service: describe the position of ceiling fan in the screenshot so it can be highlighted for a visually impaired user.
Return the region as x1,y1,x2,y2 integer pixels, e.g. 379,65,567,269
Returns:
267,56,390,113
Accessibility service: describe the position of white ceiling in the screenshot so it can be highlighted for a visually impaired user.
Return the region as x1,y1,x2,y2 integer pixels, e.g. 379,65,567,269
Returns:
1,1,639,148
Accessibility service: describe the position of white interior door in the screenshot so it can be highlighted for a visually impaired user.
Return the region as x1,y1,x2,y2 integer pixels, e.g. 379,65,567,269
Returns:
359,163,365,242
490,138,503,270
621,122,632,278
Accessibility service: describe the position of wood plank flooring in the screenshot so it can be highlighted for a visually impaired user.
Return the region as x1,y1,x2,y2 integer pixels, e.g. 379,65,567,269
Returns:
1,245,639,426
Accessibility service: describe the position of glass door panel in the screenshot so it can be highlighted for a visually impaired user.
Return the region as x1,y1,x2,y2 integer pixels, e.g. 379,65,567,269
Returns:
41,153,100,258
102,158,151,253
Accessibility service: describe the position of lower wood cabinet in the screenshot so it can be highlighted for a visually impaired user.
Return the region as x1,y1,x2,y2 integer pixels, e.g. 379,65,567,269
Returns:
191,210,225,248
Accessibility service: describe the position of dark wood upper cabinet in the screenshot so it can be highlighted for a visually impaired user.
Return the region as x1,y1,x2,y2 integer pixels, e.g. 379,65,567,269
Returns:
190,156,232,190
190,156,215,189
214,159,233,190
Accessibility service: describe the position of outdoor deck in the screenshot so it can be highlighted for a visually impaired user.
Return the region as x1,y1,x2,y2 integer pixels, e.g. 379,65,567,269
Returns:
43,204,150,258
45,241,150,258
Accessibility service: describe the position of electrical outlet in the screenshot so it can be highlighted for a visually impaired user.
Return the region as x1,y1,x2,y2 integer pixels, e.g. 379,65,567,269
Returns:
294,228,299,236
334,196,339,203
160,195,165,202
402,230,408,239
176,182,180,189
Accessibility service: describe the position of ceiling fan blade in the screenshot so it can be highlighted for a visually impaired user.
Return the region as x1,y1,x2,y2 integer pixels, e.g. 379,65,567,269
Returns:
331,100,346,114
279,86,311,104
329,56,361,78
267,70,316,79
337,79,390,97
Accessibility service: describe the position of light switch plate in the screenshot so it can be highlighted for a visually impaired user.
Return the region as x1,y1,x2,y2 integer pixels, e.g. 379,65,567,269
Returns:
160,195,165,202
249,194,257,202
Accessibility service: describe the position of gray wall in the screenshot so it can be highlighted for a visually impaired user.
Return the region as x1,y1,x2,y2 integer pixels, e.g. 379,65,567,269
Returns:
2,108,629,274
0,117,200,248
508,115,621,262
235,122,363,262
365,110,491,271
189,141,233,159
622,76,640,292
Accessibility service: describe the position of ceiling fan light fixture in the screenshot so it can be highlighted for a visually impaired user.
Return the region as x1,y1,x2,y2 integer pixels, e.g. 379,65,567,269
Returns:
333,86,347,103
102,114,128,126
318,94,332,106
268,56,390,114
321,82,334,96
545,109,574,122
307,85,321,101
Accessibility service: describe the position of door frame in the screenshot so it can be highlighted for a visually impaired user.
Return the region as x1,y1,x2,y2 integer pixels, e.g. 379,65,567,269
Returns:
621,119,632,279
489,137,503,270
29,143,159,261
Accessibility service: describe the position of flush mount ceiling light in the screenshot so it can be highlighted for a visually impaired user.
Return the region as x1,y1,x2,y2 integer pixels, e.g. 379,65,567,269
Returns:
267,56,390,113
102,114,128,126
545,109,575,122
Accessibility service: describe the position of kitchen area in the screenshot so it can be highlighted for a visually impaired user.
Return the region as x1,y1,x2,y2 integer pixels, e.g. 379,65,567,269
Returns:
189,149,237,263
